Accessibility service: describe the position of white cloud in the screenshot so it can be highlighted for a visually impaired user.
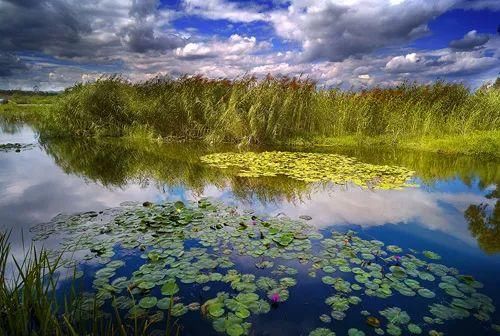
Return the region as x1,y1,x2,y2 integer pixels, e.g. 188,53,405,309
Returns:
174,34,264,59
182,0,267,22
252,186,494,247
1,0,499,90
449,30,490,50
385,53,422,73
432,51,498,76
267,0,456,61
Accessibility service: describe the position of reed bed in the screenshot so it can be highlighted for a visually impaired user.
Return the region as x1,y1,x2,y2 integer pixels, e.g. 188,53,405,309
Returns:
42,76,499,144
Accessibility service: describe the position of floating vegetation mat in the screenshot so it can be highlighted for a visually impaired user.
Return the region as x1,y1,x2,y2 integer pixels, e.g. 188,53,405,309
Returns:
200,151,416,190
31,200,498,336
0,142,35,152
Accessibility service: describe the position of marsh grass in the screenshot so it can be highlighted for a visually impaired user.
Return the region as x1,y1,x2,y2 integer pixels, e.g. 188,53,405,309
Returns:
43,76,499,144
0,232,181,336
2,75,499,156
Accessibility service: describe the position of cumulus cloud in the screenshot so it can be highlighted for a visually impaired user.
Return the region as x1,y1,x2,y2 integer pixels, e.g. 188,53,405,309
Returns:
0,0,499,90
120,0,186,52
174,35,264,60
121,24,185,52
385,53,422,73
182,0,266,22
431,50,498,76
181,0,456,62
268,0,455,62
449,30,490,50
0,0,184,59
0,0,94,56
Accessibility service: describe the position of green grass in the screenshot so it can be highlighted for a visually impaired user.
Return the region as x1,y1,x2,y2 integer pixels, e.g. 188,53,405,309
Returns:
290,131,500,159
2,76,499,157
0,89,58,105
0,231,181,336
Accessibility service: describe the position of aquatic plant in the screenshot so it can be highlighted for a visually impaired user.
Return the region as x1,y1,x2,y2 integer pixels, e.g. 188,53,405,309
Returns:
27,199,500,336
13,75,499,157
200,151,416,189
0,142,35,152
0,231,181,336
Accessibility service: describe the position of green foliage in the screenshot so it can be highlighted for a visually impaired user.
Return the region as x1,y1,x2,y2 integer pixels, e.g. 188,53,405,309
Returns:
200,151,416,189
0,232,181,336
465,187,500,254
35,76,499,150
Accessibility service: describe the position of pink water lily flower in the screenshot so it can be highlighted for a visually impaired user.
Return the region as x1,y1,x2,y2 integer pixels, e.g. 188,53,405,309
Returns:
270,292,280,303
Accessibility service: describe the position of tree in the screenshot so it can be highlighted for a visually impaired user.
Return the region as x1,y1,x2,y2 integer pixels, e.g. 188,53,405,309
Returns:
465,188,500,254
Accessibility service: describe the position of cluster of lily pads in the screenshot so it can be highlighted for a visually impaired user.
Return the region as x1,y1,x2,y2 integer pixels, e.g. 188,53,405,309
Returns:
0,142,35,152
308,232,497,336
31,199,498,335
200,151,416,190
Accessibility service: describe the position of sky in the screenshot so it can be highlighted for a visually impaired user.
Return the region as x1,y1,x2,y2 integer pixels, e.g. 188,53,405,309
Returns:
0,0,499,91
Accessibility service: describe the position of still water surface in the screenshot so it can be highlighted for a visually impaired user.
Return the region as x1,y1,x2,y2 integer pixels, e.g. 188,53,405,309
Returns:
0,121,499,335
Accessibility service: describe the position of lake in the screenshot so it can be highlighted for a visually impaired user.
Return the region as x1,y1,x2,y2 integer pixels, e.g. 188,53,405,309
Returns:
1,120,499,336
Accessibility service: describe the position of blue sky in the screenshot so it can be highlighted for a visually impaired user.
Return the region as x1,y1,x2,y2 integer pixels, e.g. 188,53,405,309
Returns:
0,0,498,90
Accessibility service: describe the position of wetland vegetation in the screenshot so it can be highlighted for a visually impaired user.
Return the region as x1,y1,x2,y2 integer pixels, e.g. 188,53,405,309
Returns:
1,76,499,158
0,77,499,336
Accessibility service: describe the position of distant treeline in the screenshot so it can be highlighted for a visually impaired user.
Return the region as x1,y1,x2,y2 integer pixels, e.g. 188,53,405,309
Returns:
0,89,59,105
0,89,59,96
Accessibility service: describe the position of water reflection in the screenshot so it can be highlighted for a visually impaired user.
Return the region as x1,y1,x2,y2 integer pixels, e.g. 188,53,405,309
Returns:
465,187,500,254
39,136,313,203
1,121,500,334
0,124,498,257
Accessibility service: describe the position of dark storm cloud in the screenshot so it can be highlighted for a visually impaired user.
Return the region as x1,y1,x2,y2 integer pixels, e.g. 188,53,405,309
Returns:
0,52,28,76
0,0,91,55
120,0,186,52
449,30,490,50
0,0,185,58
121,24,186,52
130,0,158,18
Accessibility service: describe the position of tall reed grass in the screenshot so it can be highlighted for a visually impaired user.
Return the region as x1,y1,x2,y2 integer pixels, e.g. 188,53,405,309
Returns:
0,232,181,336
26,75,500,146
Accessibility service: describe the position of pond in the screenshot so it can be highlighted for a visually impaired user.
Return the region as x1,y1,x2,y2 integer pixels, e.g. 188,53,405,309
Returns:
0,121,499,336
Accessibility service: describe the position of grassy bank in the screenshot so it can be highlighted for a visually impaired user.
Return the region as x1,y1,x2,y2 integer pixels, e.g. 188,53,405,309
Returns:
291,131,500,159
0,231,181,336
2,76,499,157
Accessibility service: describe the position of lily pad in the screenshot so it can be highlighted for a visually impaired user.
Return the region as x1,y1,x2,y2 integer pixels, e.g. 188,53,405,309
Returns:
138,296,157,309
161,279,179,296
309,328,336,336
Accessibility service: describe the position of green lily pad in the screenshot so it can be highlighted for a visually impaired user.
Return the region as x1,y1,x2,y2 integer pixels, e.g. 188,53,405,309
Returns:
407,323,422,334
309,328,336,336
417,288,436,299
138,296,157,309
161,279,179,296
157,297,172,310
348,329,365,336
208,303,225,318
423,251,441,260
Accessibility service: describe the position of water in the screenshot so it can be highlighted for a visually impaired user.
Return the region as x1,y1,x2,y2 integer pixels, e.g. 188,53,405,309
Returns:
0,121,499,336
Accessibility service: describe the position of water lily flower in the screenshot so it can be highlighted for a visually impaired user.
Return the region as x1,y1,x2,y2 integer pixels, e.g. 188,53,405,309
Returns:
270,292,280,303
